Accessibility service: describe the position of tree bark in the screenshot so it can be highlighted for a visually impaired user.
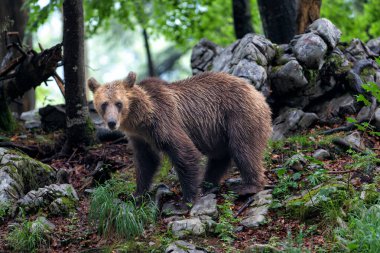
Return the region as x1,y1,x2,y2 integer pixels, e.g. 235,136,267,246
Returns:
296,0,321,34
258,0,322,44
0,0,35,114
232,0,254,39
143,29,156,77
258,0,298,44
62,0,94,153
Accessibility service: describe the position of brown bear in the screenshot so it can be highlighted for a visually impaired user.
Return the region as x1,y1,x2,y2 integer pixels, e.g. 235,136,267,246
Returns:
88,72,272,203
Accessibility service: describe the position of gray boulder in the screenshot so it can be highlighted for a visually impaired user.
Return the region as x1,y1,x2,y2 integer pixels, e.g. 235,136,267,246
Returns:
165,240,206,253
240,205,269,228
270,60,308,94
306,18,342,49
367,37,380,55
292,33,328,69
169,217,205,238
343,131,366,151
190,194,218,218
0,148,56,210
232,59,267,90
17,184,78,215
272,108,318,140
20,110,41,129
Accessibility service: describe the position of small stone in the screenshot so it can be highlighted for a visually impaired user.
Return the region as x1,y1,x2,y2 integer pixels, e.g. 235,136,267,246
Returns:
165,240,206,253
313,149,331,161
232,59,267,90
244,244,280,253
251,189,273,206
31,216,55,233
241,205,269,228
343,131,366,150
190,194,218,218
162,201,188,216
286,154,307,171
154,184,173,205
170,218,205,238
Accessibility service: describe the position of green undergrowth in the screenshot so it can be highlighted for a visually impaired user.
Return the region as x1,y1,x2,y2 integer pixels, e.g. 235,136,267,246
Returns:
89,179,157,240
215,192,240,244
6,217,51,253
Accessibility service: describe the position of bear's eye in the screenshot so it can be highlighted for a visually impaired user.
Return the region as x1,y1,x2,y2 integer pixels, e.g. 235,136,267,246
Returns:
101,102,108,111
115,102,123,110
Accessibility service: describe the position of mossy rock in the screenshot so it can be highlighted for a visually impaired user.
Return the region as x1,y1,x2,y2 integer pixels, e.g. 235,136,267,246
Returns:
1,148,56,217
360,184,380,204
285,182,352,218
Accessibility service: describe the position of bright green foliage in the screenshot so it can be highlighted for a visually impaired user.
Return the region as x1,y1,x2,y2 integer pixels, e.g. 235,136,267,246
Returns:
6,218,50,253
25,0,262,48
89,179,157,239
321,0,380,42
335,202,380,253
215,192,240,243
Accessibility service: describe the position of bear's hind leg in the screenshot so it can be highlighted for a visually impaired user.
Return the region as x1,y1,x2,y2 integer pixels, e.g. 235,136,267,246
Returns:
229,141,266,196
202,155,231,193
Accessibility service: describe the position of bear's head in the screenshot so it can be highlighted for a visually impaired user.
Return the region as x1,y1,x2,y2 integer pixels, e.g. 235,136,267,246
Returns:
88,71,136,130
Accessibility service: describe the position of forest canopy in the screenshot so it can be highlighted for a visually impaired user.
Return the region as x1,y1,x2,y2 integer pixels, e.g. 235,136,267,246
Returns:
25,0,379,48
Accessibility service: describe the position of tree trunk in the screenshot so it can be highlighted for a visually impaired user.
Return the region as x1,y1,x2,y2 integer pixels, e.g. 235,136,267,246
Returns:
258,0,297,44
62,0,94,153
232,0,254,39
143,29,156,77
296,0,322,34
258,0,322,44
0,0,35,115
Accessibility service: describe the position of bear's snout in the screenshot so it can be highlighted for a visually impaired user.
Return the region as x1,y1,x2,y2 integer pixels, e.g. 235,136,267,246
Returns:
107,121,117,130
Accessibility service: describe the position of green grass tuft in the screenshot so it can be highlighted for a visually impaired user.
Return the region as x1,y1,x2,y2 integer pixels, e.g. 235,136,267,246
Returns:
6,218,50,252
89,179,157,239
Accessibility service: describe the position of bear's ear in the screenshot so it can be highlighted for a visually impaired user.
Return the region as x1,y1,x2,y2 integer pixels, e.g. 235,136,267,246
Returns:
88,78,100,93
124,71,136,88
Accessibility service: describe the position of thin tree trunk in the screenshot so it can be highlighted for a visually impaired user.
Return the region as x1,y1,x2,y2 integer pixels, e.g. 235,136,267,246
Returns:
143,29,156,77
258,0,297,44
232,0,254,39
62,0,94,153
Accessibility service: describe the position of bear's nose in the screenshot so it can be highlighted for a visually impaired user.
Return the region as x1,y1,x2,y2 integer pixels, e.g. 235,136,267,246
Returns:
108,121,116,130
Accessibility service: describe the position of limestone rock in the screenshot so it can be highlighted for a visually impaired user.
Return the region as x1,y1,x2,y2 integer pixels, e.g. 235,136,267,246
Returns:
17,184,78,215
292,33,328,69
272,108,318,140
0,148,56,211
306,18,342,49
232,59,267,90
251,190,273,206
30,216,55,234
165,240,206,253
190,194,218,218
367,37,380,55
343,131,366,150
170,217,205,238
240,205,269,228
313,149,331,161
270,60,308,94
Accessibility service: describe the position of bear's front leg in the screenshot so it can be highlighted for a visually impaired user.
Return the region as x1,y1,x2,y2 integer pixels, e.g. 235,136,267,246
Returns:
130,136,161,197
162,132,202,203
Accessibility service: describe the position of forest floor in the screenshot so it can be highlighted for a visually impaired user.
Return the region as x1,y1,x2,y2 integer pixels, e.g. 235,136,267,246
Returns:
0,124,379,253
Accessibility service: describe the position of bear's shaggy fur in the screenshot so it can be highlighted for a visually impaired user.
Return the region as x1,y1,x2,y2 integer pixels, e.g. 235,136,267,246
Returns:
88,72,272,202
